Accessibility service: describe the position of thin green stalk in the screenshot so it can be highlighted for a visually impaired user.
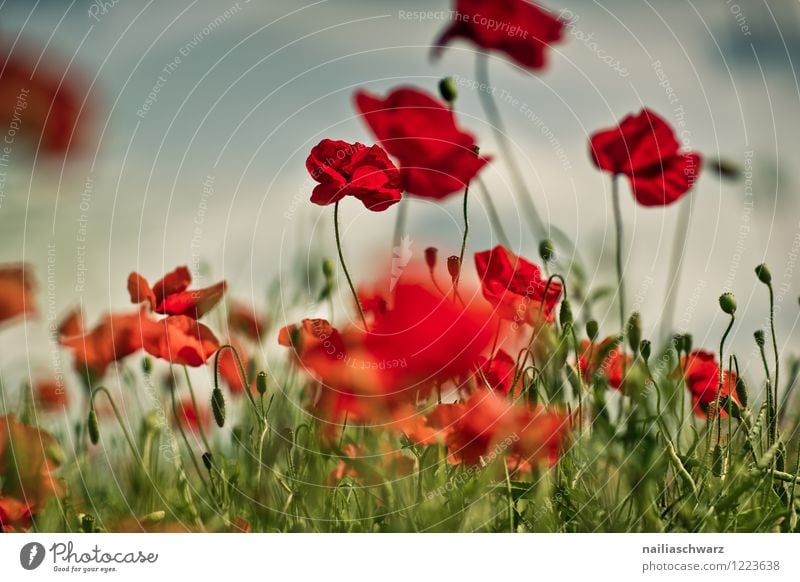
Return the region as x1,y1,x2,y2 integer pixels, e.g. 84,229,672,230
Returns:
477,177,511,248
767,282,780,444
659,194,694,342
611,174,625,333
169,383,210,491
214,344,259,419
183,365,211,454
334,200,367,329
90,386,147,477
757,339,775,449
456,182,471,288
710,314,735,452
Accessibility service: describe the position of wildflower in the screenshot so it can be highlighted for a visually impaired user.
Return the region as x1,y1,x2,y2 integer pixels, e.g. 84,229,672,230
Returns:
128,266,226,319
0,264,36,326
33,379,69,412
142,315,220,367
227,300,267,342
681,350,738,417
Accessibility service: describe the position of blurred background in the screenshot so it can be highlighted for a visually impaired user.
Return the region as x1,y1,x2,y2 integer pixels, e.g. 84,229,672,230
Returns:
1,0,800,391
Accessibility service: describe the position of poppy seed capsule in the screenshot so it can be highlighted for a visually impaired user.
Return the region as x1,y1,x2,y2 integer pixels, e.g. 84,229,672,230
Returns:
719,292,736,315
211,388,226,428
447,255,461,281
640,339,651,362
87,409,100,445
754,263,772,285
586,319,599,341
539,239,555,262
438,77,458,103
256,371,268,396
754,329,765,348
627,311,642,353
425,247,438,271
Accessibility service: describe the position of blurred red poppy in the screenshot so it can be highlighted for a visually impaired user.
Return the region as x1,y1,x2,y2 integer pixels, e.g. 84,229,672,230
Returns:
476,349,519,395
681,350,737,417
578,337,630,390
0,497,33,532
218,338,252,395
355,87,490,200
143,315,220,367
474,245,561,325
33,379,69,412
306,139,402,211
228,300,267,342
128,266,226,319
174,397,211,432
590,109,702,206
0,264,36,326
433,0,565,70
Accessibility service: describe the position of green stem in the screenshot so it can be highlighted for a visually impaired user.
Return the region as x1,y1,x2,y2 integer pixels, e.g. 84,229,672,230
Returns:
477,177,511,248
183,366,211,454
169,383,210,490
710,314,735,452
767,283,780,444
660,195,693,342
214,344,259,419
611,174,625,333
334,200,367,329
456,182,471,288
90,387,146,475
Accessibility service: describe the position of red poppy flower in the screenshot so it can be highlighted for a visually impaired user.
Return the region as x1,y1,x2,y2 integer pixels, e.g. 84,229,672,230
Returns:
228,300,267,342
474,245,561,325
578,337,630,390
681,350,737,417
33,379,69,412
590,109,702,206
60,310,152,379
0,497,33,532
57,306,83,338
355,87,490,200
476,350,519,395
306,139,402,211
433,0,565,70
174,397,211,432
143,315,220,367
128,266,226,319
0,264,36,326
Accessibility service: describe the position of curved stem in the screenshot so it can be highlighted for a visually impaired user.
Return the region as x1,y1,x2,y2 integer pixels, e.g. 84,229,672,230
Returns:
214,344,259,419
710,314,735,451
183,366,211,454
90,387,145,473
660,195,694,342
767,283,780,444
456,182,471,288
334,201,367,329
758,339,775,449
611,174,626,333
169,383,209,489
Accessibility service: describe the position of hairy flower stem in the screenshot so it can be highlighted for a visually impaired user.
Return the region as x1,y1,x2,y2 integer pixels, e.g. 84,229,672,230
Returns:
757,341,775,450
766,281,780,445
709,314,735,452
214,344,259,420
334,201,368,329
90,387,148,477
169,383,211,492
456,182,471,289
611,174,626,333
477,177,511,248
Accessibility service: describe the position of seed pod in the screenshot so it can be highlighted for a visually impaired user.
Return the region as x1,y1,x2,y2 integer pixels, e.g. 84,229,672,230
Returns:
211,388,226,428
735,376,749,408
424,247,438,271
81,513,95,533
447,256,461,282
256,371,268,396
683,334,693,354
539,239,555,263
438,77,458,103
640,340,652,362
754,330,765,348
719,292,736,315
559,298,573,329
722,396,741,419
87,408,100,445
586,320,599,342
627,311,642,354
754,263,772,285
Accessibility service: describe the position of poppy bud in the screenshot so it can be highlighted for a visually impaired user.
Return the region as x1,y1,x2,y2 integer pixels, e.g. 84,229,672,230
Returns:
425,247,438,271
640,339,651,362
683,333,693,354
722,395,742,419
706,157,742,181
627,311,642,354
539,239,555,263
718,292,736,315
586,319,599,342
87,408,100,445
438,77,458,103
754,329,765,348
211,388,226,428
322,257,335,280
202,452,213,471
672,334,683,354
256,371,268,396
735,376,749,408
81,513,95,533
141,356,153,375
447,255,461,282
711,443,724,477
754,263,772,285
559,298,573,329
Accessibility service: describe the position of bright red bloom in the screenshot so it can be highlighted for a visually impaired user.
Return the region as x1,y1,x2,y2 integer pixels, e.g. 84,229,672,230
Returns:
433,0,565,70
174,397,211,432
143,315,220,367
57,306,83,338
33,379,69,412
578,337,630,390
474,245,561,325
306,139,402,211
355,87,490,200
681,350,737,417
0,264,36,326
476,350,519,395
228,301,267,342
60,310,152,379
128,266,226,319
590,109,702,206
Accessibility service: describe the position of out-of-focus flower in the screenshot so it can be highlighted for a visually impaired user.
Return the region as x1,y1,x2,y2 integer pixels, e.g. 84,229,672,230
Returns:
142,315,220,367
33,379,69,412
433,0,565,70
680,350,737,417
228,300,267,342
128,266,226,319
306,139,402,211
174,397,211,432
475,350,519,396
578,337,630,390
590,109,702,206
0,264,36,326
218,338,252,395
355,87,490,200
329,442,415,486
474,245,561,325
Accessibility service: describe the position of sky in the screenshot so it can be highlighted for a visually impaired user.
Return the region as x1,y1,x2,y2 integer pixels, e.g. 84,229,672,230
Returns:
2,0,800,387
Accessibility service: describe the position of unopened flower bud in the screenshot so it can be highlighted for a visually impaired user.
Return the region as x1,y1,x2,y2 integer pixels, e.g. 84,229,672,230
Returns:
719,292,736,315
706,157,742,181
586,320,599,342
211,388,226,428
735,376,748,408
256,371,268,396
87,408,100,445
322,258,335,280
640,340,651,362
539,239,555,263
559,298,573,329
438,77,458,103
627,311,642,354
447,255,461,282
141,356,153,375
81,514,95,533
425,247,438,271
754,329,765,348
683,334,693,354
202,452,213,471
754,263,772,285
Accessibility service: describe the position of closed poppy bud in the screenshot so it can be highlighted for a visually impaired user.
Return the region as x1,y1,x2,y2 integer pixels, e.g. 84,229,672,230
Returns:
539,239,555,262
722,395,741,419
627,311,642,354
256,371,268,396
559,298,573,329
87,408,100,445
211,388,225,427
447,255,461,282
754,329,765,348
683,334,693,354
586,319,599,342
322,258,335,280
141,356,153,375
81,514,95,533
706,157,742,181
202,452,213,471
438,77,458,103
425,247,438,271
719,292,736,315
754,264,772,285
640,340,651,362
735,376,749,408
